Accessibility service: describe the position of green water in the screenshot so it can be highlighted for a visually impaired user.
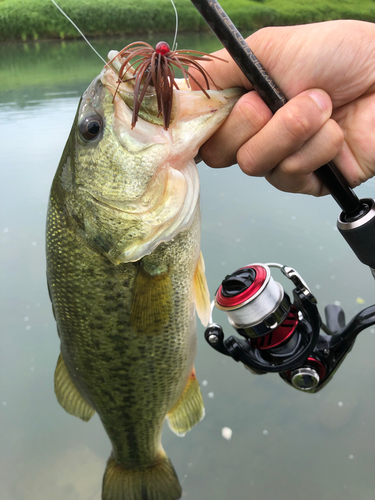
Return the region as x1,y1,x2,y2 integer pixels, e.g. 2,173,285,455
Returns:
1,34,375,500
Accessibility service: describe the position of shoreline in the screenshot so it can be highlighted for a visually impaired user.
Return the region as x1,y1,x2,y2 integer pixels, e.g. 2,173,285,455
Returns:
1,0,375,43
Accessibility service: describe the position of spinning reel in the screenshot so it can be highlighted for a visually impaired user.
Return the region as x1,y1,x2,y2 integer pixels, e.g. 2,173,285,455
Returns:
205,262,375,392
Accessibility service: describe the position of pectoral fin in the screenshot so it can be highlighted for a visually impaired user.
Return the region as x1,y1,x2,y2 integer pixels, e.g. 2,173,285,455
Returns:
131,261,172,336
54,353,95,422
193,252,210,327
167,368,205,437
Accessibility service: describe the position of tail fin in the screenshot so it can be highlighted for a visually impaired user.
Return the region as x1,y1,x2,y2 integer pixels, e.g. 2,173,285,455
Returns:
102,452,182,500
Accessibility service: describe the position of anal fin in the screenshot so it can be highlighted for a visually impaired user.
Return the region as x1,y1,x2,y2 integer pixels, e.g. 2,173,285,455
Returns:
54,352,95,422
193,252,210,327
167,368,205,437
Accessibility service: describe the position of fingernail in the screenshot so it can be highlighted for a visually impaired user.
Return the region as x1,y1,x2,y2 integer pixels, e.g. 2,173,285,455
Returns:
308,90,329,112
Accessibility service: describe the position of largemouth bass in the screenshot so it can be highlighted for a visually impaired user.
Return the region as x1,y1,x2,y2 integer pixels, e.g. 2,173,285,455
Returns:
46,49,241,500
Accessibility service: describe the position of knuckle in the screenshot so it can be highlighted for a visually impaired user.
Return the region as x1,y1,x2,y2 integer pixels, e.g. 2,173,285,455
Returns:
329,120,345,151
237,94,272,132
237,143,261,177
200,145,232,169
277,153,303,178
236,150,251,176
201,149,222,168
266,169,314,196
199,143,216,167
281,105,313,142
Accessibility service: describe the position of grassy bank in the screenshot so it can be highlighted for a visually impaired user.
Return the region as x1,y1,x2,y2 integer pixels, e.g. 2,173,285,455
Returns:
1,0,375,42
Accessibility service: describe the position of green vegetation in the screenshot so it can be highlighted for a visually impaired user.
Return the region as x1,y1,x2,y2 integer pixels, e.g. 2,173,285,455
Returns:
0,0,375,42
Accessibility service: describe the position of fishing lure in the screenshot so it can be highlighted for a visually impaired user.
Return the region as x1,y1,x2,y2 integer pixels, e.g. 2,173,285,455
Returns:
107,41,227,129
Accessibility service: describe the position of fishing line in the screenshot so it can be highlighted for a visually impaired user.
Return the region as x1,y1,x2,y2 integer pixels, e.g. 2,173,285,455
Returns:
170,0,179,52
50,0,107,64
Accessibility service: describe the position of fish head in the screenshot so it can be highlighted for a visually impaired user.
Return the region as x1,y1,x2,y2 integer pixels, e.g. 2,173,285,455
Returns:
63,53,243,263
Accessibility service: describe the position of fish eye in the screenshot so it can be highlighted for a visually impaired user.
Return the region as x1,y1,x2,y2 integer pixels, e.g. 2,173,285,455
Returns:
79,114,103,141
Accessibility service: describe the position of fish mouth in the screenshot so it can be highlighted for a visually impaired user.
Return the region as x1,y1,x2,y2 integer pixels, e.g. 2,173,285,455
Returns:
101,53,245,130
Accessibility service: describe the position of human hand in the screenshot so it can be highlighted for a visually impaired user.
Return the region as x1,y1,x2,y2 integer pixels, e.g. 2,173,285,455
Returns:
194,20,375,196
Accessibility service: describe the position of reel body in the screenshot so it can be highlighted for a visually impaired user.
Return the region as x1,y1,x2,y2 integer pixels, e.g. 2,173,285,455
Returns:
205,263,375,392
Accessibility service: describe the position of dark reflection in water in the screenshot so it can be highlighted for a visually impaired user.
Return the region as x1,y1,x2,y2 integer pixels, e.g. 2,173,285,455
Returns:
2,34,375,500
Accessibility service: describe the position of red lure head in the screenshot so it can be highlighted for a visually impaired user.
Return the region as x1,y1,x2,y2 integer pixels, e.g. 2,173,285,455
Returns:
106,41,226,130
155,41,170,56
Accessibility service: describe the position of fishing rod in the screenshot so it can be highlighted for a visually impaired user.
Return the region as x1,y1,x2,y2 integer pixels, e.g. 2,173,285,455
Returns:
190,0,375,277
190,0,375,391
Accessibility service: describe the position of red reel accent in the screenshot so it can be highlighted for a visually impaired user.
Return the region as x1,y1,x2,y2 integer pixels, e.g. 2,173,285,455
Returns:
216,265,267,308
306,357,326,380
250,306,299,350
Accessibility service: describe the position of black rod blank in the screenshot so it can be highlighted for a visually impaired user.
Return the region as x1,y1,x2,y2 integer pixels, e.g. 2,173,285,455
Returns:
190,0,360,215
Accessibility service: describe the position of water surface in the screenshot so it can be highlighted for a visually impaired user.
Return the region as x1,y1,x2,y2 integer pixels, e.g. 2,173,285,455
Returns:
2,34,375,500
